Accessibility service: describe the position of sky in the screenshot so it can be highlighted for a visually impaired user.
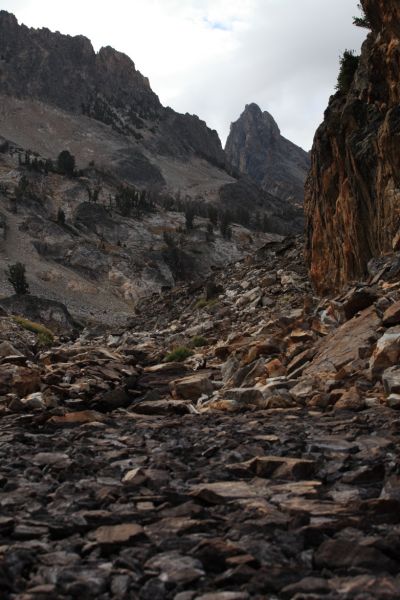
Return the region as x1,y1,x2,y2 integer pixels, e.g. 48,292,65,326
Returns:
0,0,367,150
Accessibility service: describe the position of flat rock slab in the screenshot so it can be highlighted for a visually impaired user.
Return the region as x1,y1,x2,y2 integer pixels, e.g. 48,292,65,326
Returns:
304,306,380,376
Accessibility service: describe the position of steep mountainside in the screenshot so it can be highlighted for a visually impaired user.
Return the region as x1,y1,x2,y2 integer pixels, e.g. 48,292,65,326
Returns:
225,103,310,205
0,11,305,324
305,0,400,293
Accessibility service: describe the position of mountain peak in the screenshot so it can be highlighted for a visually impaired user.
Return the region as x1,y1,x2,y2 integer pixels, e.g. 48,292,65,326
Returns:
225,105,310,205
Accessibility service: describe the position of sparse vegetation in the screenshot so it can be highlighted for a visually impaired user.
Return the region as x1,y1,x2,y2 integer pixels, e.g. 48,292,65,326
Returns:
336,50,360,94
191,336,208,348
6,262,30,295
195,297,218,310
353,3,371,29
164,346,193,363
13,316,54,346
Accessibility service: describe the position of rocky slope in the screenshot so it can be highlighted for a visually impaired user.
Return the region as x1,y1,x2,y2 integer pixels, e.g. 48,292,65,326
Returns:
225,103,310,206
2,236,400,598
0,144,289,326
305,0,400,293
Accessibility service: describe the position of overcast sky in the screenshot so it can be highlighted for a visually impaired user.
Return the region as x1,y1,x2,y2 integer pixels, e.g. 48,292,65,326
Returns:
0,0,367,150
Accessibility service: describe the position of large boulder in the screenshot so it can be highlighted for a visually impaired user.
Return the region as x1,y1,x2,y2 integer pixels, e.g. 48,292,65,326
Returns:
370,326,400,377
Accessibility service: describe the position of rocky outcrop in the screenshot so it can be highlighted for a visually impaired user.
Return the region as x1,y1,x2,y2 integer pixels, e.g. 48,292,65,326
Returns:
225,103,310,205
0,295,80,334
305,0,400,293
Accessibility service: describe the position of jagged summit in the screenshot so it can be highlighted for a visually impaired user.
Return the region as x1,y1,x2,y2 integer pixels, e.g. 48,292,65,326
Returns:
225,103,310,206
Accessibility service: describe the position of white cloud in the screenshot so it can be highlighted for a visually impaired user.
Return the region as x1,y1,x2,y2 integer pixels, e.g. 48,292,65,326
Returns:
0,0,367,149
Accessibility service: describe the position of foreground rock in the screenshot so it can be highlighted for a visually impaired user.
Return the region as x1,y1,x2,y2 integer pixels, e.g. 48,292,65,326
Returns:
1,405,400,599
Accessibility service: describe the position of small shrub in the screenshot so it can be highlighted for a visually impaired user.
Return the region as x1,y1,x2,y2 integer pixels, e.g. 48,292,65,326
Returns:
195,298,208,310
57,150,76,176
13,316,54,345
6,262,29,295
37,331,54,348
336,50,360,94
164,346,192,363
191,336,208,348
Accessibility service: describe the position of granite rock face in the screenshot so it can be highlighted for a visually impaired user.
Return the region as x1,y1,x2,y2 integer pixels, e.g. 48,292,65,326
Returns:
305,0,400,293
225,103,310,205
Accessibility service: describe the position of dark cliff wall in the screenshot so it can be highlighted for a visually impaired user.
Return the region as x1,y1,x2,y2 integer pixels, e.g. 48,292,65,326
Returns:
305,0,400,293
225,103,310,205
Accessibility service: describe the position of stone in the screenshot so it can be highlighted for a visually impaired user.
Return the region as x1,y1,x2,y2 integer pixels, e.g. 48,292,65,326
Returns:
383,301,400,326
0,341,23,358
370,326,400,376
314,539,397,572
387,394,400,410
145,551,204,584
333,387,366,412
223,388,264,406
338,287,378,320
170,372,213,400
382,366,400,395
20,392,46,410
122,467,147,486
305,307,381,376
265,358,286,378
230,456,315,480
0,364,41,396
91,524,144,546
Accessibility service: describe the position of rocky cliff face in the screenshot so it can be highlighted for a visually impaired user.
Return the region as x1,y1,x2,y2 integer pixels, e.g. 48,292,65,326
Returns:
305,0,400,293
225,103,310,205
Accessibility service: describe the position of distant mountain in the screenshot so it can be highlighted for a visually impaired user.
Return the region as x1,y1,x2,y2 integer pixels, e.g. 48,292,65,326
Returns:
0,11,304,231
225,103,310,206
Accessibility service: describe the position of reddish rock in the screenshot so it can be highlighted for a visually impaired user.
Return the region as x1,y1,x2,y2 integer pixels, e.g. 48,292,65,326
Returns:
305,0,400,293
383,301,400,326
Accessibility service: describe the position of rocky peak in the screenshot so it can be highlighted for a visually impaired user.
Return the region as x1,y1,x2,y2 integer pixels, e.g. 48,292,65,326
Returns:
225,102,310,206
305,0,400,293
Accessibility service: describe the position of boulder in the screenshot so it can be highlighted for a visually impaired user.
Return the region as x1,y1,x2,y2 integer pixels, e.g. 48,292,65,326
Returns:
383,301,400,326
382,366,400,395
170,372,213,400
370,326,400,377
0,364,41,396
305,306,381,377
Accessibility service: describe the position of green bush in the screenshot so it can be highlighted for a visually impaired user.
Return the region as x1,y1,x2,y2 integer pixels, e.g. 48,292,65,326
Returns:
191,336,208,348
164,346,192,363
336,50,360,94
